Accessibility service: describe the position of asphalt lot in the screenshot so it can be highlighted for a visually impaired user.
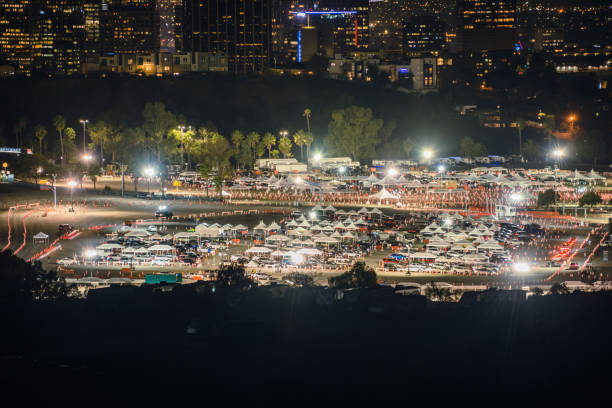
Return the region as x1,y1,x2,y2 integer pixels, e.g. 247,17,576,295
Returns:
2,182,611,287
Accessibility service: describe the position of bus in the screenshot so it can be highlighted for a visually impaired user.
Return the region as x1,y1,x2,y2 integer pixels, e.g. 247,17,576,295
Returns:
145,273,182,284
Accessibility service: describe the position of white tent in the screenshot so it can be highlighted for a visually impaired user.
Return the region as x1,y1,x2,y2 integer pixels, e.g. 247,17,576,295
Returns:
174,231,197,240
148,244,174,252
266,221,281,231
265,234,291,243
314,236,340,244
196,226,223,238
96,243,123,250
253,220,267,231
297,247,323,256
33,232,49,243
324,205,336,213
374,174,399,186
245,246,273,255
125,230,150,237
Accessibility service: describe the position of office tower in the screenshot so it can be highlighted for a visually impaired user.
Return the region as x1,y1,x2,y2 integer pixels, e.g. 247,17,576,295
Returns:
403,15,446,55
180,0,271,74
101,0,160,54
0,1,37,74
43,0,86,74
316,0,369,56
0,1,85,75
457,0,516,52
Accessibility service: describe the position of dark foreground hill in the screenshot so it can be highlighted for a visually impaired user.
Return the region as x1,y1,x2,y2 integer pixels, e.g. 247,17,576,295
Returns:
2,281,612,401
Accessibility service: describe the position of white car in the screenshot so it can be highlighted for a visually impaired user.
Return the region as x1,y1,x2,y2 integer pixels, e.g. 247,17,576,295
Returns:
57,257,76,266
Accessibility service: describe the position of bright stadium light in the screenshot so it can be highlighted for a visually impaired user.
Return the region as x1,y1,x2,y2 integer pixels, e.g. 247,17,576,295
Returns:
144,167,155,177
387,168,398,177
553,149,564,158
422,149,433,159
510,192,523,201
513,262,530,274
291,253,304,265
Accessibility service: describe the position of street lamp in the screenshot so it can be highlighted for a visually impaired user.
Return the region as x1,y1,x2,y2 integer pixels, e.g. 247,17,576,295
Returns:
314,153,322,162
422,149,434,165
79,119,89,154
177,125,191,170
144,167,155,194
568,115,576,130
387,168,398,177
437,165,446,173
68,180,77,212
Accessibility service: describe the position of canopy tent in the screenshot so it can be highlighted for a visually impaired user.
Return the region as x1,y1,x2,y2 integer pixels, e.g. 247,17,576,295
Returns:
253,221,267,232
196,226,224,238
588,170,606,181
265,234,292,243
266,221,281,231
296,247,323,256
245,246,273,255
314,236,340,244
409,252,437,259
124,230,150,238
374,175,399,186
96,243,123,250
174,231,197,241
33,232,49,244
147,244,174,252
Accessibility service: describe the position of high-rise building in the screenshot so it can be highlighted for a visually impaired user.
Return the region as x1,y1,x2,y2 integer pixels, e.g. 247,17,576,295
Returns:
0,1,85,76
101,0,160,54
83,2,102,55
403,15,445,55
43,0,86,75
180,0,271,75
457,0,516,52
316,0,369,56
0,1,38,75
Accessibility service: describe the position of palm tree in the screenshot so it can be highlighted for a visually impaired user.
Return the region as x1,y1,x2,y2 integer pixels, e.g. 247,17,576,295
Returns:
516,116,525,157
262,132,276,157
17,116,26,146
34,125,47,154
52,115,66,165
293,130,305,162
245,131,260,162
302,131,314,162
402,138,415,158
303,108,311,133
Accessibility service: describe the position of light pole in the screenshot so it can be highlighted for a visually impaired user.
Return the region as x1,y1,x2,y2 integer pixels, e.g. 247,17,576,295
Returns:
568,115,576,131
82,153,92,189
68,180,77,212
144,167,155,194
79,119,89,154
177,125,187,170
112,162,126,197
552,149,564,208
422,148,434,166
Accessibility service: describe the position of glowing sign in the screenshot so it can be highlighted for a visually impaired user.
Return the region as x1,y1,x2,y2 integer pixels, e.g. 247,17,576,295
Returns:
297,30,302,62
290,11,357,15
